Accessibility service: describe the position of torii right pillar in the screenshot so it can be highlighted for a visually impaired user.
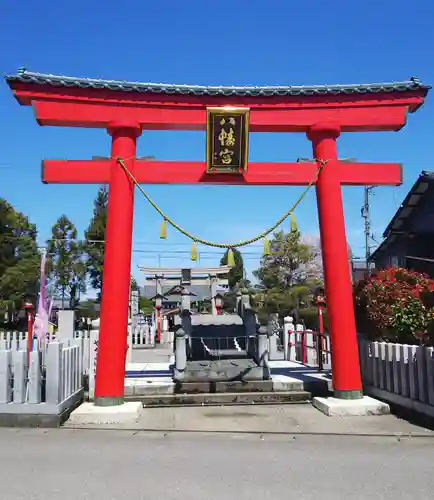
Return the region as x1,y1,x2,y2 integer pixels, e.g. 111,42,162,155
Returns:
308,122,362,400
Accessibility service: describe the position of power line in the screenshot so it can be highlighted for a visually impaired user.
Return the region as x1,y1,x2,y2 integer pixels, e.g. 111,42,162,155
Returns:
361,186,376,273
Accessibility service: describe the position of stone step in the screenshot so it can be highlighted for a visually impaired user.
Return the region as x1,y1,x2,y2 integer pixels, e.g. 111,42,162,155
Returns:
124,377,331,398
174,380,283,393
125,390,312,407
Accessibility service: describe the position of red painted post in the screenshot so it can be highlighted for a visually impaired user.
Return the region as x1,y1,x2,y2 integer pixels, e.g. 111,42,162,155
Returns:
156,306,161,343
24,302,34,361
307,122,363,399
316,296,325,371
316,293,326,352
94,121,142,406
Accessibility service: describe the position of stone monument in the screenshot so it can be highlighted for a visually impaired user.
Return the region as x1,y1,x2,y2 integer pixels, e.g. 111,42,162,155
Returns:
174,291,270,383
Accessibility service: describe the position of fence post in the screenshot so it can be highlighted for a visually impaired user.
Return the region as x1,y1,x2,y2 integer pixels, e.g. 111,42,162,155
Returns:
283,317,293,361
392,344,400,394
408,345,418,400
11,333,18,353
363,340,372,385
385,343,393,392
75,343,81,391
88,330,99,400
399,345,409,397
126,325,133,363
28,350,42,404
0,350,12,403
378,343,386,389
46,342,63,405
175,328,187,373
63,347,71,400
71,337,83,387
258,327,269,368
13,350,27,404
426,347,434,406
267,314,279,360
82,332,90,376
305,329,315,366
416,346,427,404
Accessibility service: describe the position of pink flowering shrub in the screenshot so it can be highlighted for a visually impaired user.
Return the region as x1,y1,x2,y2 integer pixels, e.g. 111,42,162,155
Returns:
354,267,434,345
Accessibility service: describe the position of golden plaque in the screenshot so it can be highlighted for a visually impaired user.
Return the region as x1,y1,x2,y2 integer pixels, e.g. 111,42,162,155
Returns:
206,107,249,174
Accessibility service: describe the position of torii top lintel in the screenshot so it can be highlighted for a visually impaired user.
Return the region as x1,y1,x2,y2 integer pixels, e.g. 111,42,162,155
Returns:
5,69,430,132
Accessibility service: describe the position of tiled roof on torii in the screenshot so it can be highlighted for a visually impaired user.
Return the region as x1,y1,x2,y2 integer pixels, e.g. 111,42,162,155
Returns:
4,68,431,97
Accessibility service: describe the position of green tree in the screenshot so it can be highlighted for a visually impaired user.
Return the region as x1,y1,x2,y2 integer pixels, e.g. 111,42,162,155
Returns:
253,230,313,290
220,248,250,290
130,275,138,291
139,296,154,315
0,199,40,315
76,299,99,320
251,230,319,321
84,186,108,301
47,215,86,309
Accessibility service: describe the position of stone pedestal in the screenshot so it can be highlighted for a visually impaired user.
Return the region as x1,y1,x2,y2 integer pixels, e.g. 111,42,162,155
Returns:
67,401,143,425
312,396,390,417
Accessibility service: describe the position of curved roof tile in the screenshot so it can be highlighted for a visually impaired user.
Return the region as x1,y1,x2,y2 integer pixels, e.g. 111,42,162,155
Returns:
4,69,431,97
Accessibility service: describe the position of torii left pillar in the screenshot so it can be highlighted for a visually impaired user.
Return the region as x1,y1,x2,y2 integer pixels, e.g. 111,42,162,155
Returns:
94,121,141,406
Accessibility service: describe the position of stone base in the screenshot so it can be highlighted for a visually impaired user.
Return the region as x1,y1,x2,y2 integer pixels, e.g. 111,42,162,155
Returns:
126,390,311,406
67,402,143,425
312,396,390,417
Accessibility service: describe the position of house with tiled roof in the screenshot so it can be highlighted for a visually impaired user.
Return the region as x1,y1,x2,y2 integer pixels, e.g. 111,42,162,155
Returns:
369,171,434,276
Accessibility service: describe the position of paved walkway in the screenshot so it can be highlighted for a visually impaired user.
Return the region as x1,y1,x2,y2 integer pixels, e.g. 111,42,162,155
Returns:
66,401,434,435
1,428,433,499
117,345,434,437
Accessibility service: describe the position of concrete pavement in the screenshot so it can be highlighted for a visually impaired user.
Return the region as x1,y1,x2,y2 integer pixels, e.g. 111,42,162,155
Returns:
0,428,433,499
64,403,434,435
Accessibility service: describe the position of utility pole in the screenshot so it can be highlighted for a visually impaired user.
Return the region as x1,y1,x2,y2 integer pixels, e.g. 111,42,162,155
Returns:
361,186,375,273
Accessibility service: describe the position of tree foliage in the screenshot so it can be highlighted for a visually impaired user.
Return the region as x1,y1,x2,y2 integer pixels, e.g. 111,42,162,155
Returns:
253,230,314,290
354,267,434,345
139,296,154,315
130,275,138,291
76,299,99,319
0,199,40,313
220,248,250,290
47,215,86,309
250,230,322,322
84,186,108,301
299,234,323,283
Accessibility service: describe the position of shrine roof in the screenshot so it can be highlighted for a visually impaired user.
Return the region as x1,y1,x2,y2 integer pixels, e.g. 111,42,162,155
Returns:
369,171,434,262
382,170,434,239
4,69,431,97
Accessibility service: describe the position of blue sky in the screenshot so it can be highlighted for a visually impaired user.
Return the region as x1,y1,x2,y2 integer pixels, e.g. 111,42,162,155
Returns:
1,0,433,294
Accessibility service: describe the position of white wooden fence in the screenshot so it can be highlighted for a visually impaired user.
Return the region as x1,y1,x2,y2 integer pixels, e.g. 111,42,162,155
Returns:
358,339,434,418
0,342,83,414
282,321,332,369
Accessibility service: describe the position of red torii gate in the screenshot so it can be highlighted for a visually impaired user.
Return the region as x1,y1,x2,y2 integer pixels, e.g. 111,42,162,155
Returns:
6,69,429,406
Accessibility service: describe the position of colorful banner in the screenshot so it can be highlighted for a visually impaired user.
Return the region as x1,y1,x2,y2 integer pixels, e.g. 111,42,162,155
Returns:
33,249,50,341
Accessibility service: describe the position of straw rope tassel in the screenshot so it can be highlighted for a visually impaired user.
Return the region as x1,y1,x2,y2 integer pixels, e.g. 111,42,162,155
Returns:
263,237,271,256
190,241,197,261
227,248,235,267
290,213,298,233
160,218,167,239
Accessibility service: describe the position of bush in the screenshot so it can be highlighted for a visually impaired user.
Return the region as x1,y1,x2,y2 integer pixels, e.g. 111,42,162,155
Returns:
354,267,434,345
299,307,328,332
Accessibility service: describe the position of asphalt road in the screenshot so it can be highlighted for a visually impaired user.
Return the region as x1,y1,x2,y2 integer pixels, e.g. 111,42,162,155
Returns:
0,429,433,499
